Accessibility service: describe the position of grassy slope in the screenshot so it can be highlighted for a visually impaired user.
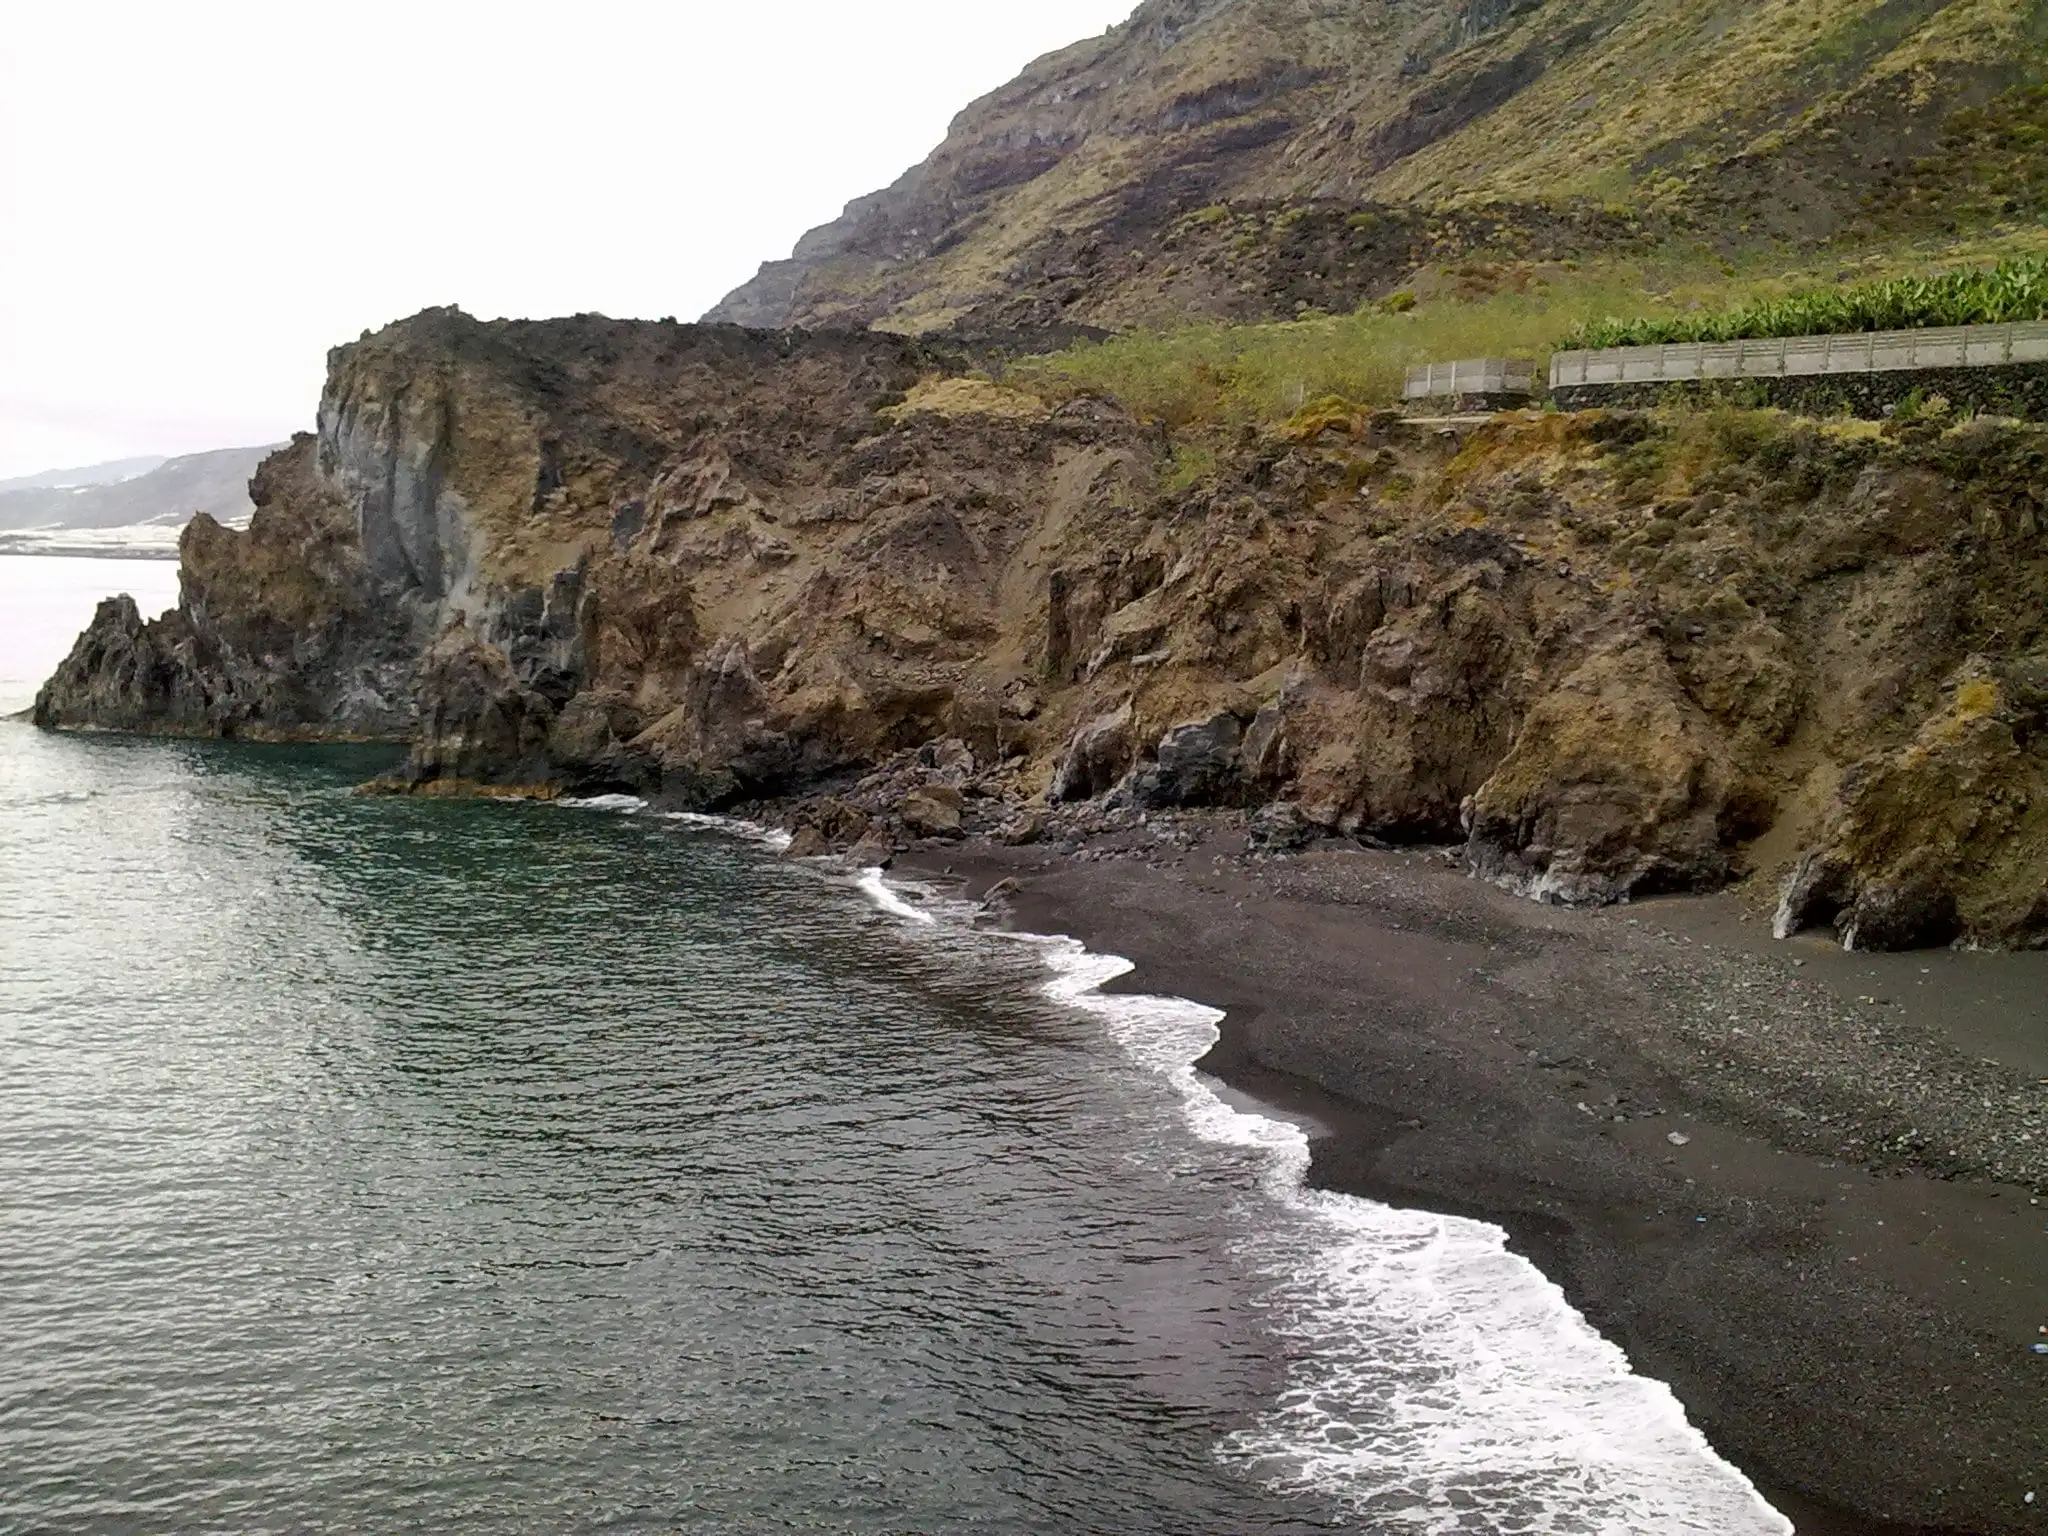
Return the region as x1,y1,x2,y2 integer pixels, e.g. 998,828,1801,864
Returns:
1366,0,2037,204
1005,227,2048,428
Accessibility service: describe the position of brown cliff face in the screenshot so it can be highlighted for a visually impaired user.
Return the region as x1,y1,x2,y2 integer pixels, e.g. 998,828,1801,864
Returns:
706,0,2048,333
36,309,2048,951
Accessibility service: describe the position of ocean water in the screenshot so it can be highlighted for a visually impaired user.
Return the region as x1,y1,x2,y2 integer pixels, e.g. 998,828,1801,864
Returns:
0,561,1792,1534
0,554,183,715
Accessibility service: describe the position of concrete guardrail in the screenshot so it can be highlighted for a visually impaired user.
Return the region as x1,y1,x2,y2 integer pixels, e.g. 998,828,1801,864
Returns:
1404,358,1537,400
1549,320,2048,391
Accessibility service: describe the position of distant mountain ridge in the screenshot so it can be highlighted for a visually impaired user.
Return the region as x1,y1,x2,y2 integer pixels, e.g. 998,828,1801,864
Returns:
707,0,2048,334
0,445,282,535
0,455,167,493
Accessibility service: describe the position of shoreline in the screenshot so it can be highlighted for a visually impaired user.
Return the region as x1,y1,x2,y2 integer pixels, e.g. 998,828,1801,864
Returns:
893,826,2046,1536
0,540,181,562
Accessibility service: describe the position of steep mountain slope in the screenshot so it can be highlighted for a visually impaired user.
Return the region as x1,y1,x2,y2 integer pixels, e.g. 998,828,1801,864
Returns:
709,0,2048,333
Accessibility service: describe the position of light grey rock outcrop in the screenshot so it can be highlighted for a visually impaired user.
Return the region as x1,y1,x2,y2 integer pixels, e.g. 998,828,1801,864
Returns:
1049,701,1135,803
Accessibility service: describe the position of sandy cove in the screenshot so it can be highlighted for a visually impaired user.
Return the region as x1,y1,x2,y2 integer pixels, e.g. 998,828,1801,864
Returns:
893,821,2046,1536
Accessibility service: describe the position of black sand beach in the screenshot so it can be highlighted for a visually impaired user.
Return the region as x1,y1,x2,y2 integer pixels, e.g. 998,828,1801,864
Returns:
900,824,2047,1536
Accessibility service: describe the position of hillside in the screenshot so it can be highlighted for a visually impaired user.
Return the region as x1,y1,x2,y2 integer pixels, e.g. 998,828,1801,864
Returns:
709,0,2048,334
0,455,167,493
0,445,282,536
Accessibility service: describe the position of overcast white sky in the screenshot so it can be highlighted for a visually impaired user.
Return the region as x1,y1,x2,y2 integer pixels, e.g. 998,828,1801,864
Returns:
0,1,1135,479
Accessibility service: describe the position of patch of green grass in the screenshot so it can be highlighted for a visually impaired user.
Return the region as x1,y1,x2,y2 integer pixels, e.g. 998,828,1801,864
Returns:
1160,441,1218,493
1011,257,1757,425
1568,256,2048,348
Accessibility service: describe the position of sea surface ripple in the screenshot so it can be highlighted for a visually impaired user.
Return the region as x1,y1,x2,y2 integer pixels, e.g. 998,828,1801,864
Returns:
0,723,1787,1534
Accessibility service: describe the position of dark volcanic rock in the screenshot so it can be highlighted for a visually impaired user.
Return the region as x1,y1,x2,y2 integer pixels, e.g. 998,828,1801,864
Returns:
1773,851,1855,941
33,438,418,742
34,313,2048,955
34,596,208,734
1246,800,1314,853
402,625,559,786
1842,865,1964,953
1129,712,1245,809
900,785,966,839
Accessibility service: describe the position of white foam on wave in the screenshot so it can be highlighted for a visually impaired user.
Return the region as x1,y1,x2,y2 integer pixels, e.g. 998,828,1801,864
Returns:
856,867,938,925
664,810,794,854
559,793,650,815
858,873,1793,1536
556,797,795,853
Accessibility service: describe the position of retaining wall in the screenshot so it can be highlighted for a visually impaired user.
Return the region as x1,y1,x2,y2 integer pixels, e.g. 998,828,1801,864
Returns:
1550,363,2048,418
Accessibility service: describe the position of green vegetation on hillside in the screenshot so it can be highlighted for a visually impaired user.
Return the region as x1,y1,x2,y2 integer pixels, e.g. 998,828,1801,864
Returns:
1568,257,2048,349
1858,83,2048,236
1009,237,2048,432
1010,263,1712,427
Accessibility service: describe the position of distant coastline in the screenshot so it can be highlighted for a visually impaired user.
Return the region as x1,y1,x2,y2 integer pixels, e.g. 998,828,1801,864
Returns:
0,543,180,562
0,531,185,561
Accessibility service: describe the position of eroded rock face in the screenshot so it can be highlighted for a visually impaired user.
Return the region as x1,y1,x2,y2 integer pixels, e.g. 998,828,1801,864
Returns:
35,436,419,740
1465,640,1740,905
1774,662,2048,950
406,625,560,786
36,314,2048,950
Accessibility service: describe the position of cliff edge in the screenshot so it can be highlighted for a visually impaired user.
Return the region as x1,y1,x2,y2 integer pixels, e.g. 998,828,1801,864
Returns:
37,307,2048,953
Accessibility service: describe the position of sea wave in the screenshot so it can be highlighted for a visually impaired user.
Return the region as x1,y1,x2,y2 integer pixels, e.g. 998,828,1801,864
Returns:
556,795,796,853
853,867,1793,1536
552,791,1790,1534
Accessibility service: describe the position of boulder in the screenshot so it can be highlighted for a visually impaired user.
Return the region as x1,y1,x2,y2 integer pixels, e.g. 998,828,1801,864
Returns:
945,695,1003,766
916,736,978,786
847,831,897,867
999,808,1048,846
900,784,966,839
1049,701,1135,803
1130,712,1246,809
783,827,829,858
1841,861,1962,952
1247,801,1314,853
1240,703,1288,785
790,795,870,846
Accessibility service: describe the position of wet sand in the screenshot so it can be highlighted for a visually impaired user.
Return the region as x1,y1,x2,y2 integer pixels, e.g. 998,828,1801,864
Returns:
898,826,2047,1536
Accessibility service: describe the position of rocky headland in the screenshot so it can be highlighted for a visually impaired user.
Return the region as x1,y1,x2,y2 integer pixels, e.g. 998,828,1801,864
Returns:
37,306,2048,955
37,307,2048,1532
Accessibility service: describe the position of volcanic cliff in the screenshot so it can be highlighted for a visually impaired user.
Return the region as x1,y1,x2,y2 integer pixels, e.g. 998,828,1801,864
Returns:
36,307,2048,952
